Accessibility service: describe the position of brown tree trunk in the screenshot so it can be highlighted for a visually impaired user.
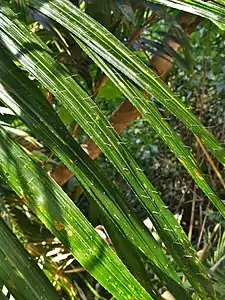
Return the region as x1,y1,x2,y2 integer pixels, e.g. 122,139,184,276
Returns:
51,13,201,186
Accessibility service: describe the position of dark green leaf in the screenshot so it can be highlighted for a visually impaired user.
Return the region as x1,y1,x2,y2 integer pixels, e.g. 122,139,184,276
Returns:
0,125,153,300
0,217,61,300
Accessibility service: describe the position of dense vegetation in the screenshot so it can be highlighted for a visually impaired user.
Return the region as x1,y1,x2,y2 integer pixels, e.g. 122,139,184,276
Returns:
0,0,225,299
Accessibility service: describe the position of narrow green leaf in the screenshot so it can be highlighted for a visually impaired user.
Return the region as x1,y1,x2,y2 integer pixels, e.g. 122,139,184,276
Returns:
76,37,225,228
0,6,215,298
0,217,61,300
149,0,225,29
167,23,193,72
0,44,188,298
0,125,153,300
28,0,225,168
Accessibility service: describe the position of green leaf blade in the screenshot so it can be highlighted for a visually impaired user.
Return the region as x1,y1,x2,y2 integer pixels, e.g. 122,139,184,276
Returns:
0,218,61,300
0,125,153,300
76,37,225,224
0,4,216,299
27,0,225,168
0,43,188,298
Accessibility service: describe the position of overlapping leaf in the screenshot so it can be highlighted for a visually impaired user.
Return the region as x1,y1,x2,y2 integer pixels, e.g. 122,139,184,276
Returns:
28,0,225,168
0,126,153,300
0,218,61,300
0,45,188,298
149,0,225,29
76,38,225,224
0,4,216,299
